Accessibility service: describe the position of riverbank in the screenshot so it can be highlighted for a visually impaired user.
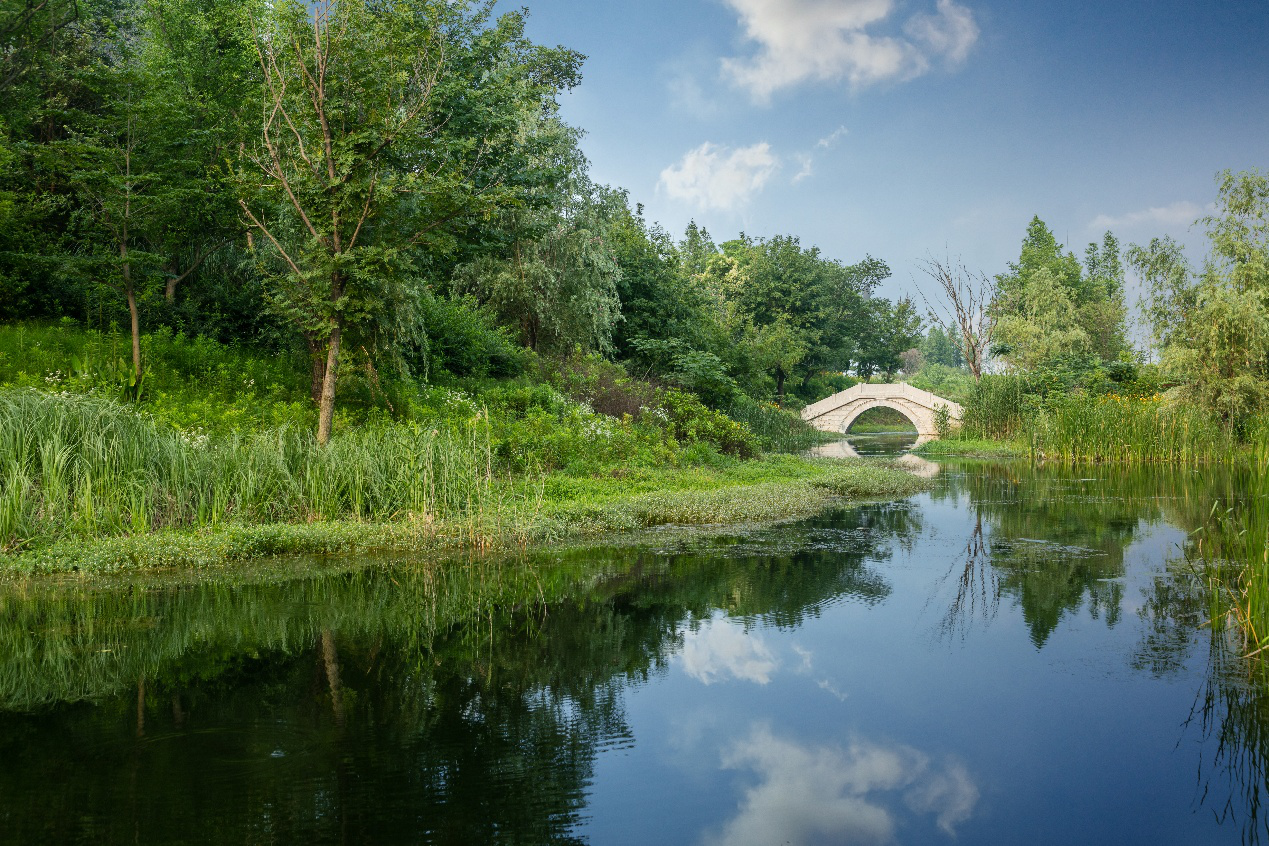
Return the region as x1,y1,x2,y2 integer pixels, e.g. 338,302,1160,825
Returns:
3,454,930,576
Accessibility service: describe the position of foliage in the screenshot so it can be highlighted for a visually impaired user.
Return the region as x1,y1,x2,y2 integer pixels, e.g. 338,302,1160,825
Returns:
1131,170,1269,435
959,374,1030,440
454,177,623,357
1028,393,1230,464
920,325,965,369
0,388,499,552
907,363,975,404
991,219,1127,373
725,393,826,453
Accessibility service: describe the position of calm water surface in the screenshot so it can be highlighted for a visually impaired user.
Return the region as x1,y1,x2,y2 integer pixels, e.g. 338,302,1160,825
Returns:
2,441,1267,844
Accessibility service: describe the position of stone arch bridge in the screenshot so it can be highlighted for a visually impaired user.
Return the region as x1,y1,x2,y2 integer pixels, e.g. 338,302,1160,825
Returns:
800,382,963,438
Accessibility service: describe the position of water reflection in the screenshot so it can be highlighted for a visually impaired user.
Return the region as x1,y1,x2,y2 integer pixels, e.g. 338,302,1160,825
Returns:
678,614,778,685
0,461,1267,843
706,727,978,846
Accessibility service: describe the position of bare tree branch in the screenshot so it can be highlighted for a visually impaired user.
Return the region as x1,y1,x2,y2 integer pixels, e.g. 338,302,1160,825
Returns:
916,253,997,381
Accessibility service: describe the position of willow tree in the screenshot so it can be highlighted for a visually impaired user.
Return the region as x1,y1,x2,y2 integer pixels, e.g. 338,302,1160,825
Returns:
237,0,579,444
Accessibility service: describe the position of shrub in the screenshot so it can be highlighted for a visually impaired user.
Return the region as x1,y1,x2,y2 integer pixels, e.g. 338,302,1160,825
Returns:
655,388,759,458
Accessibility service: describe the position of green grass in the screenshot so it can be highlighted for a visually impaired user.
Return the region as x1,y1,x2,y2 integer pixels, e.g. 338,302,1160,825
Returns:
1196,443,1269,665
0,389,494,555
0,322,930,575
5,454,930,574
914,438,1028,458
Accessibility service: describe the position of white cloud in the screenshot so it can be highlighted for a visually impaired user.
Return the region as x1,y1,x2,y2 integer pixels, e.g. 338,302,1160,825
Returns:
792,153,815,183
704,726,980,846
791,125,850,185
719,0,978,101
678,616,779,684
817,125,850,149
1088,201,1207,232
660,142,780,211
905,0,979,64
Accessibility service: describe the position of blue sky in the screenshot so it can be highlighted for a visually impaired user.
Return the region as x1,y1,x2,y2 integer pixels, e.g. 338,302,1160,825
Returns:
496,0,1269,317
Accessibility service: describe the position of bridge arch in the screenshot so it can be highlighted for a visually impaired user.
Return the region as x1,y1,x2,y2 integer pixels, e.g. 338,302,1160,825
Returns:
800,382,963,439
838,399,922,435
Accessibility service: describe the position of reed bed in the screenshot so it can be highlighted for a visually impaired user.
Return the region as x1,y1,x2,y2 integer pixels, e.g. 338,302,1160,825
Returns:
1199,447,1269,663
1028,394,1232,464
0,389,493,552
959,375,1029,440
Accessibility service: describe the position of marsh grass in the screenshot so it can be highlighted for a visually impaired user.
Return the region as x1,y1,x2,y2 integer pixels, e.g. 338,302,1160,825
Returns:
1029,395,1232,464
3,436,930,573
1197,454,1269,663
0,390,493,554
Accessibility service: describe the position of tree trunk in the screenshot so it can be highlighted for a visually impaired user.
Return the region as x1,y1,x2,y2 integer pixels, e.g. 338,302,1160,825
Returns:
775,366,786,405
307,332,327,404
316,322,341,446
122,244,141,382
321,629,345,726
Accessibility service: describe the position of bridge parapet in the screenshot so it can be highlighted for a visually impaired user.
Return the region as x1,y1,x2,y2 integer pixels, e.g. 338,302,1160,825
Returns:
800,382,963,438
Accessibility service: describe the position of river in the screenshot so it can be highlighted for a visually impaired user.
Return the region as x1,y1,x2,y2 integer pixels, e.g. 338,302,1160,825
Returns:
1,436,1266,844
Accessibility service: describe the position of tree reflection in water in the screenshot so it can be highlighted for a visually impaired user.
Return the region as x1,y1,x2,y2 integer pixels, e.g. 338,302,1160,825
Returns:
0,508,904,845
2,460,1269,843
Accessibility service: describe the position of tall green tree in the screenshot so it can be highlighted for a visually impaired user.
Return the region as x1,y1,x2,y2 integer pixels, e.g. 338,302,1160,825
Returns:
706,234,884,403
992,217,1127,372
454,173,622,356
855,297,923,382
1133,170,1269,432
236,0,581,444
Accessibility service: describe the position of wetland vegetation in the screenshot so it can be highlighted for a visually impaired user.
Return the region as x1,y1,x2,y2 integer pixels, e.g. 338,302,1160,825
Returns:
3,1,1269,842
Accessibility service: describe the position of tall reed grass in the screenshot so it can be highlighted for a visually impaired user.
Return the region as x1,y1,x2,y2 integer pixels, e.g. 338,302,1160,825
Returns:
1199,444,1269,664
1029,394,1232,464
0,389,493,552
959,375,1028,440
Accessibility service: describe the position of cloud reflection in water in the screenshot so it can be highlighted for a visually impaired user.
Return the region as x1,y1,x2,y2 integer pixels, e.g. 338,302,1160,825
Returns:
705,726,978,845
678,615,779,685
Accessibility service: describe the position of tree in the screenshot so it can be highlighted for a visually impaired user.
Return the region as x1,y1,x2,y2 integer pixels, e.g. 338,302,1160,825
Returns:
0,0,80,92
992,267,1092,372
990,218,1127,371
236,0,581,444
1126,236,1194,358
872,297,924,381
917,254,996,380
454,174,622,356
60,4,203,385
1081,231,1128,360
920,325,964,369
1136,169,1269,432
135,0,259,305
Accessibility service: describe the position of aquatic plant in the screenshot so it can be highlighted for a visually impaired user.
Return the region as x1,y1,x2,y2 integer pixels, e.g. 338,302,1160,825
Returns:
1028,393,1231,464
0,389,493,553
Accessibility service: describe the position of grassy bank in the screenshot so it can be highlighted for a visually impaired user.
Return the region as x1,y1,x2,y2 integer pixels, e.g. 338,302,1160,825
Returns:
5,453,929,574
0,383,928,574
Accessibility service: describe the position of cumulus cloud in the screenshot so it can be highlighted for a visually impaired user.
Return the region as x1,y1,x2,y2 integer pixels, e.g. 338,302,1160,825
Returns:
1088,201,1207,232
720,0,978,101
678,616,779,684
704,727,979,846
659,142,780,211
905,0,979,63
